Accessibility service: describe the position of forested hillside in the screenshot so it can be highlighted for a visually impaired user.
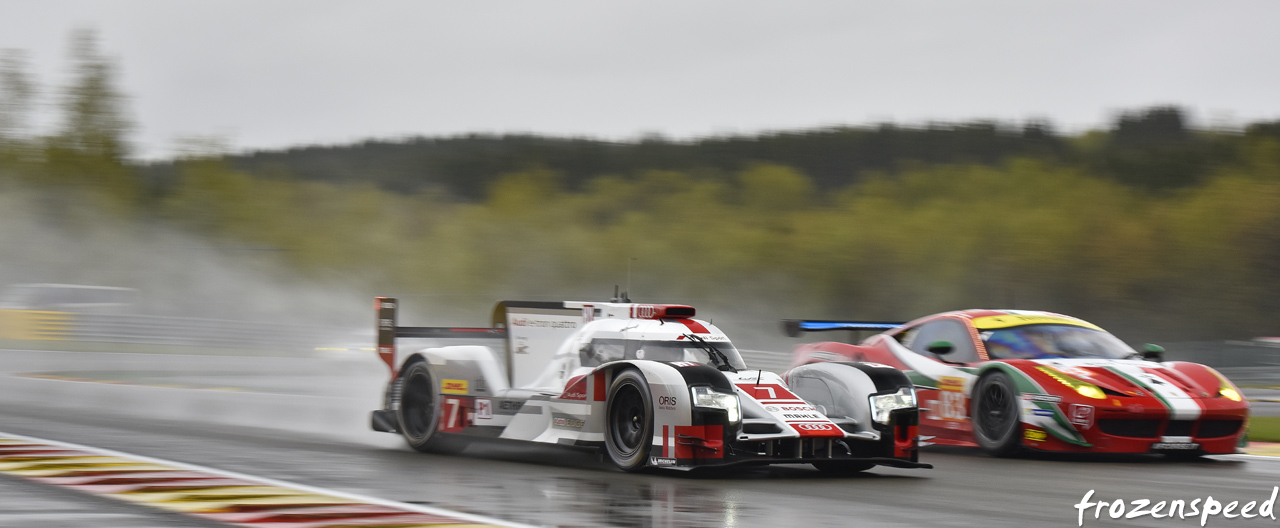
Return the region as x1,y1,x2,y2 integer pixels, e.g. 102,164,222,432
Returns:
141,107,1278,199
3,34,1280,343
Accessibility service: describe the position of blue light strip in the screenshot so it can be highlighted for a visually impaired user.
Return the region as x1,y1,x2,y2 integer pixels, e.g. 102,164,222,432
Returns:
797,321,902,332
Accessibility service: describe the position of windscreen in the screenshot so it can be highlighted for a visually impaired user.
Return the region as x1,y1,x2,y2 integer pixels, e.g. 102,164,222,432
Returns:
581,338,748,370
980,324,1136,360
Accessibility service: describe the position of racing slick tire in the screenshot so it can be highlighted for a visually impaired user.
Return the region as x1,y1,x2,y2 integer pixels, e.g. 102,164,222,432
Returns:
972,371,1023,457
812,461,875,475
396,361,459,453
604,369,654,472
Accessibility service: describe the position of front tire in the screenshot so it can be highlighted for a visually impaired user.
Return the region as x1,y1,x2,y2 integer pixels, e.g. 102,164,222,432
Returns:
396,361,452,453
604,370,654,472
971,371,1022,457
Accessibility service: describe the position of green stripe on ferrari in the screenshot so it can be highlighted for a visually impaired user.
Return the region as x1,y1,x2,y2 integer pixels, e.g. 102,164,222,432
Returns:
1105,366,1172,412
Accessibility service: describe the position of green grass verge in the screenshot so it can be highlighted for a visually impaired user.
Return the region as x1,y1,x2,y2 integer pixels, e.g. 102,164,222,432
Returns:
1248,416,1280,443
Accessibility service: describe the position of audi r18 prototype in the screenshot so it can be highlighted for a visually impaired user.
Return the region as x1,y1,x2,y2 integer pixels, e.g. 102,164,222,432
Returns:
370,298,929,473
784,310,1249,457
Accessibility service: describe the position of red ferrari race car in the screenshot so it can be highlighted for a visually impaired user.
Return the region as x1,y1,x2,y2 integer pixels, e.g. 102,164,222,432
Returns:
784,310,1249,457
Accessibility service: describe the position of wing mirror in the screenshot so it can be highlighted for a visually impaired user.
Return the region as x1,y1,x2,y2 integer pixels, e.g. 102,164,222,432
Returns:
1142,343,1164,362
927,341,954,355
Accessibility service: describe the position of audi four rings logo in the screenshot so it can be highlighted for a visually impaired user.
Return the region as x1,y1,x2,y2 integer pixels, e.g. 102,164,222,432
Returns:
794,423,833,431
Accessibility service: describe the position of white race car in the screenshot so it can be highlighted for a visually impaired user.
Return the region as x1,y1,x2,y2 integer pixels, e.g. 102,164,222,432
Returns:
370,298,929,473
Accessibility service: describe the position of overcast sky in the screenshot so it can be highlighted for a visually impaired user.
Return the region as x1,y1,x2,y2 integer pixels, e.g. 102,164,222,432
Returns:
2,1,1278,160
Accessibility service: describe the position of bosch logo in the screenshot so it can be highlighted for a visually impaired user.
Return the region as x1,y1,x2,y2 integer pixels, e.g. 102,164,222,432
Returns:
794,423,834,431
765,406,780,412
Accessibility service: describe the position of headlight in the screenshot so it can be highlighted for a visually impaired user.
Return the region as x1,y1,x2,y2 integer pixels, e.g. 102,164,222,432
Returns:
1209,369,1243,402
1076,385,1106,399
691,386,740,424
869,387,916,425
1036,366,1107,400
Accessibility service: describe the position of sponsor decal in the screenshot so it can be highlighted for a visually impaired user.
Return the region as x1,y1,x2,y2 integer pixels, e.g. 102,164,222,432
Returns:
441,379,468,394
938,376,965,392
783,413,823,420
498,400,525,413
780,405,816,412
1022,393,1063,403
669,361,699,368
510,317,578,329
934,391,967,421
765,406,780,412
552,415,586,429
558,375,587,400
1024,428,1047,442
788,422,843,437
649,456,677,466
1074,488,1279,526
1069,404,1094,430
657,395,678,410
1151,442,1200,450
475,398,492,420
632,305,660,319
1031,409,1055,417
559,390,586,401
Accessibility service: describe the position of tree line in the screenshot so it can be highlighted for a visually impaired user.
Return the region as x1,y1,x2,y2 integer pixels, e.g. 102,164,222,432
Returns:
2,31,1280,343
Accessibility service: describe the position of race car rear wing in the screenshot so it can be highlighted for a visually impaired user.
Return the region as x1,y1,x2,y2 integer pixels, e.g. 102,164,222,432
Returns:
782,319,903,338
376,297,507,376
376,297,583,385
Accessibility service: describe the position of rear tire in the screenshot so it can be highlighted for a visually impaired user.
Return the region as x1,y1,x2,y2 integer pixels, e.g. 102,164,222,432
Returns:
396,361,455,453
604,370,654,472
971,371,1022,457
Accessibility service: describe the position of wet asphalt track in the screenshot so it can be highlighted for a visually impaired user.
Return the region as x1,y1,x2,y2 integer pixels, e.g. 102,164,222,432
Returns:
4,347,1280,527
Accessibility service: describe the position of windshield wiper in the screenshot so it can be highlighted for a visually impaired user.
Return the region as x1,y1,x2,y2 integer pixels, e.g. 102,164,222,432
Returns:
683,333,738,372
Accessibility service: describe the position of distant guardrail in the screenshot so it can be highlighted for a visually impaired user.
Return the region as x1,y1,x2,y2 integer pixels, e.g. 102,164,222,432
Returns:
2,308,1277,368
0,309,346,350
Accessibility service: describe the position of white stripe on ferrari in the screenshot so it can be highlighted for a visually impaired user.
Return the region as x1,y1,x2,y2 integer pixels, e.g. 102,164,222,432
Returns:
1107,362,1202,421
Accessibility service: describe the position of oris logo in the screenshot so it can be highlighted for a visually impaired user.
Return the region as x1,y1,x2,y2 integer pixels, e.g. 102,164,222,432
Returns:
794,423,834,431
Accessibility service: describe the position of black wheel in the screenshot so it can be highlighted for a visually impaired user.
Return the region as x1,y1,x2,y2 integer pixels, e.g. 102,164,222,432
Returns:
604,370,654,472
812,461,875,475
971,371,1022,457
396,362,454,453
